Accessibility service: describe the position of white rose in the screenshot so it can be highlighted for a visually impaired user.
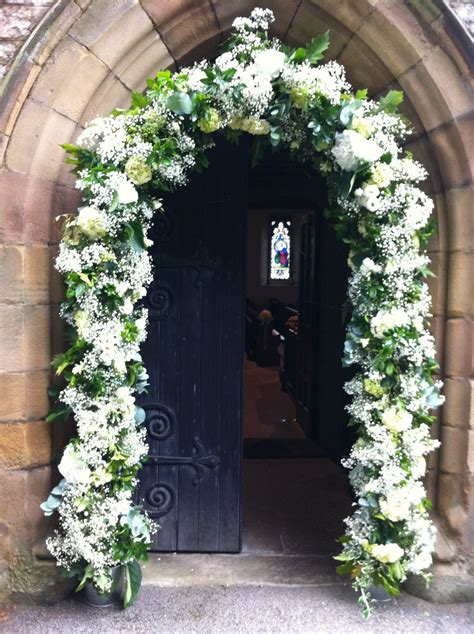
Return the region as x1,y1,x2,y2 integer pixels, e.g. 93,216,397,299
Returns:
331,130,384,171
253,49,286,77
381,406,413,433
117,179,138,204
371,543,404,563
58,444,91,486
379,489,411,521
360,257,382,275
76,206,106,240
355,183,382,211
371,307,410,338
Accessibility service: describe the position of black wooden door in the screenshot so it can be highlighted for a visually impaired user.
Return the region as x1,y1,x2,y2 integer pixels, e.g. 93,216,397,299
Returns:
136,136,248,552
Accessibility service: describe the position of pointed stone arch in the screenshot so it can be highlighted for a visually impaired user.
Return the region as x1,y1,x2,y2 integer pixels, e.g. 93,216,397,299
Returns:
0,0,472,602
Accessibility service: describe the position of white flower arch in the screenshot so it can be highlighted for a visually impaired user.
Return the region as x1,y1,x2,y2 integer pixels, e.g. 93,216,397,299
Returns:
41,8,443,615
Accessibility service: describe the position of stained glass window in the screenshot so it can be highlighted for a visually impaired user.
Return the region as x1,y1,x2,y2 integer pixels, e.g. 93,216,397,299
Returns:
270,219,291,281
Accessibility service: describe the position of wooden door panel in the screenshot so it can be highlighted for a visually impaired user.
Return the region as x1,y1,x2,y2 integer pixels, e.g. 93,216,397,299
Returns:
136,137,247,552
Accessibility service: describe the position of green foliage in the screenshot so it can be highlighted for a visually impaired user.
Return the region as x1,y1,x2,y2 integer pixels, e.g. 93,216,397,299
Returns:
375,90,404,114
123,559,142,608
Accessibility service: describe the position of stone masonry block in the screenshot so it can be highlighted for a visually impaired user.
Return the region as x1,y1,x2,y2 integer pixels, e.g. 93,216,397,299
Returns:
0,421,51,468
428,114,473,191
0,244,51,305
357,0,435,78
399,46,473,132
444,318,472,378
446,252,473,318
113,30,174,92
439,426,468,474
446,186,474,254
0,465,51,546
141,0,220,63
338,35,393,97
24,305,51,371
6,100,77,181
443,378,472,429
287,2,352,59
31,36,110,122
0,305,25,373
0,171,55,244
80,74,131,124
0,370,50,423
426,251,447,317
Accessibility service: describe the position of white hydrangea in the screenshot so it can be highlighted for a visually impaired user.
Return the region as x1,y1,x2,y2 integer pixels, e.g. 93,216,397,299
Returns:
372,543,404,563
331,130,384,171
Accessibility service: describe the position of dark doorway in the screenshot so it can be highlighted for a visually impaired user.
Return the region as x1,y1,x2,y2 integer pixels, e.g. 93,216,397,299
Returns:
137,136,354,553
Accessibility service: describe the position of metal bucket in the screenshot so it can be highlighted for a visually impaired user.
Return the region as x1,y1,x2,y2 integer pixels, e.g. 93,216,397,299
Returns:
368,584,392,602
82,565,124,608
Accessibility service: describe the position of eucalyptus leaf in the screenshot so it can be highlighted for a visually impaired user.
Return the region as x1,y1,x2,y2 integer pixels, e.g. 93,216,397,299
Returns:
166,92,192,115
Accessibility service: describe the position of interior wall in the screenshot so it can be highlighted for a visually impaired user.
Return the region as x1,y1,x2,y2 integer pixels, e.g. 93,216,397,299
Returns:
245,208,305,309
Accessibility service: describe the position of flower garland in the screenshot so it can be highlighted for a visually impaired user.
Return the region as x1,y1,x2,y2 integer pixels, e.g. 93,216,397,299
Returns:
42,8,443,614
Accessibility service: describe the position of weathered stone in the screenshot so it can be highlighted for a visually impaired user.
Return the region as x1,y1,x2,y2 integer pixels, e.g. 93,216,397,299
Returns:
338,35,393,97
443,378,472,428
0,305,25,373
428,114,473,191
31,36,109,121
113,30,174,92
0,370,49,422
446,186,474,253
1,61,42,137
0,465,50,545
141,0,220,63
24,305,51,371
426,252,447,317
437,472,467,531
6,100,77,181
439,426,468,474
72,0,159,77
0,171,55,244
357,0,435,77
79,73,131,124
405,561,474,603
429,316,444,365
446,251,473,318
426,194,448,255
287,2,352,58
444,318,472,377
404,135,444,195
0,245,25,304
0,421,51,468
468,430,474,475
24,245,50,305
0,5,48,39
399,46,473,132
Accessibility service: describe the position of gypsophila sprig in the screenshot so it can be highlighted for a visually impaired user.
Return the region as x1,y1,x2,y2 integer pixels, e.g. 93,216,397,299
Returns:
44,8,442,613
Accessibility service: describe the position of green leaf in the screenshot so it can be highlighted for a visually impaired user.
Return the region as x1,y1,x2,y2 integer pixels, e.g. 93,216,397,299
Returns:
131,91,149,109
376,90,404,114
305,31,330,64
166,92,192,115
45,405,72,423
123,559,142,608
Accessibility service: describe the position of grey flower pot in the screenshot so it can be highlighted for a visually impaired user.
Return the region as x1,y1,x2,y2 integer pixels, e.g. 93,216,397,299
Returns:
82,565,124,608
368,584,392,602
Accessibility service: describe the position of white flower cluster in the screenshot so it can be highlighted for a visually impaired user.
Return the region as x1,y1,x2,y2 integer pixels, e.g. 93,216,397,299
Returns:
45,8,441,610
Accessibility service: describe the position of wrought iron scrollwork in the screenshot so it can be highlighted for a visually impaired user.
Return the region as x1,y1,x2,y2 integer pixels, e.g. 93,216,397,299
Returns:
146,436,220,486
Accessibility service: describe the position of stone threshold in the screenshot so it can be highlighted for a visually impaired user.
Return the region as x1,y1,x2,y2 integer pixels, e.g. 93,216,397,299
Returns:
142,553,347,588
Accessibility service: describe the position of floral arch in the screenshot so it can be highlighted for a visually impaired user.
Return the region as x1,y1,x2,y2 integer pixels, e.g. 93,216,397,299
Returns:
40,8,443,615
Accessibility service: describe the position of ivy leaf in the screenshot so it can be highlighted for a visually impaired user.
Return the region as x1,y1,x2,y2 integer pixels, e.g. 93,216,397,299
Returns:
376,90,404,114
305,31,330,64
166,92,193,115
123,560,142,608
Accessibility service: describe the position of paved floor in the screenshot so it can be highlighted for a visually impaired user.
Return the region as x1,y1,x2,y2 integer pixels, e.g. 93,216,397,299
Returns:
2,584,473,633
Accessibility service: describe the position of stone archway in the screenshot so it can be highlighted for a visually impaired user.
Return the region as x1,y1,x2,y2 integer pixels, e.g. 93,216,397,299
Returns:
0,0,472,602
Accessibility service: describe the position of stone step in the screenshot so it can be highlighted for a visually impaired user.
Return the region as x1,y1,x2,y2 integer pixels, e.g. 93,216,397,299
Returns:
142,553,347,588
